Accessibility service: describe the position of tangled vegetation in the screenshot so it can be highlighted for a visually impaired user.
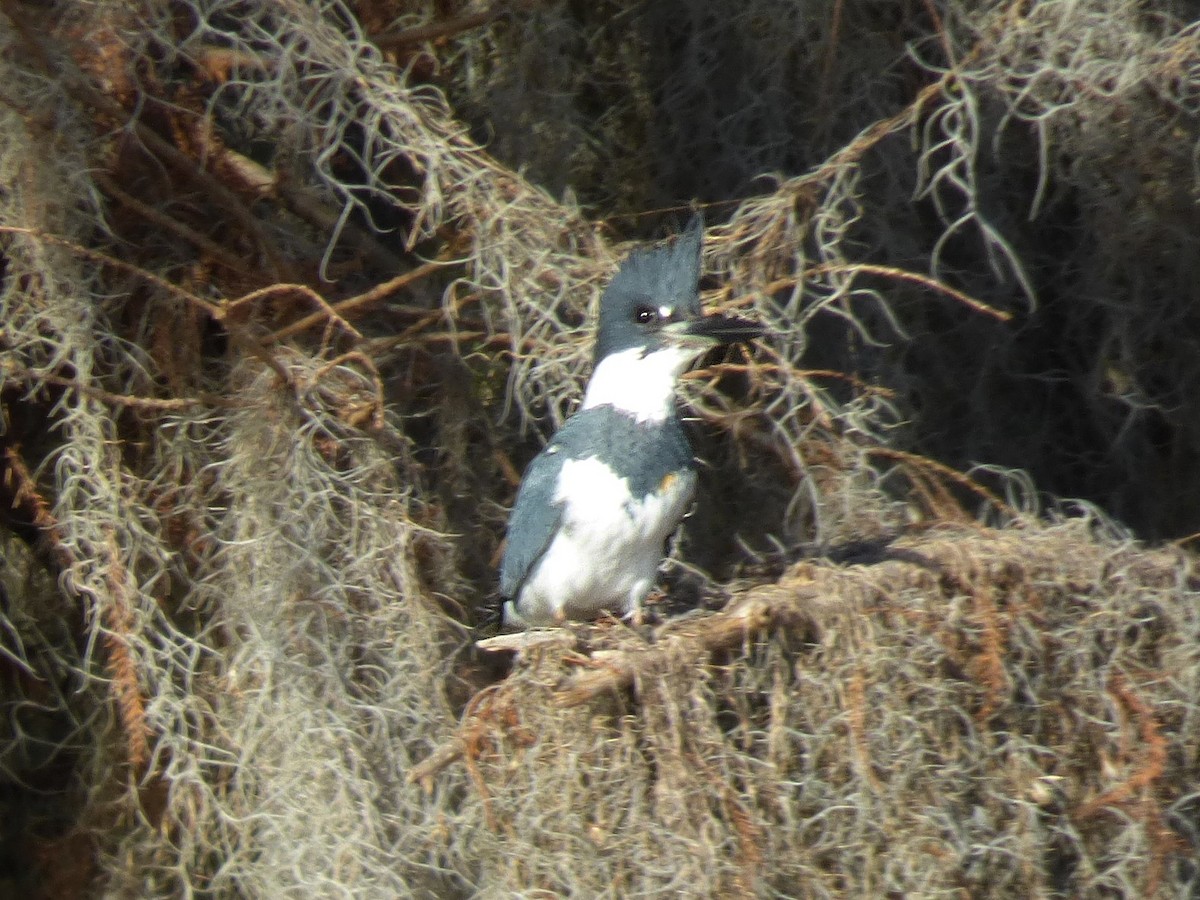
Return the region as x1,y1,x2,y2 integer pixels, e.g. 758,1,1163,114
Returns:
0,1,1198,896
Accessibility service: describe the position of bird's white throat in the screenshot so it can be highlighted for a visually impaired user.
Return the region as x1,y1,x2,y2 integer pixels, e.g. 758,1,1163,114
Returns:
582,345,698,423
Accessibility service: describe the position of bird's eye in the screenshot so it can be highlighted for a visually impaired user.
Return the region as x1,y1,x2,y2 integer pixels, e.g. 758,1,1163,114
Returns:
634,305,657,324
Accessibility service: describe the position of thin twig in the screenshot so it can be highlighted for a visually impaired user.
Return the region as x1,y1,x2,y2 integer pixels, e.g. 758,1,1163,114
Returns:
0,225,294,385
2,449,152,775
0,226,223,320
101,528,152,774
372,9,503,50
864,446,1019,520
265,259,447,343
94,172,252,275
766,263,1012,323
2,364,223,411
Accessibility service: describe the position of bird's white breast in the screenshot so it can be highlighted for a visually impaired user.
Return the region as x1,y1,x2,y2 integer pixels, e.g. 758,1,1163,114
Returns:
582,345,698,423
507,455,696,626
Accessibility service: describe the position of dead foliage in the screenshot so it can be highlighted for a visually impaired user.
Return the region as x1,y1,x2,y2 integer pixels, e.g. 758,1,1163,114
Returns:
0,0,1198,896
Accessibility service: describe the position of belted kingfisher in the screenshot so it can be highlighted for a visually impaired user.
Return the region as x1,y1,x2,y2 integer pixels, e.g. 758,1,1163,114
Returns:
499,218,763,627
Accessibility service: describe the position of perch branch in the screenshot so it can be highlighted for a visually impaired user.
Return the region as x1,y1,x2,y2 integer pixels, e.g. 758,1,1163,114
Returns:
554,593,785,706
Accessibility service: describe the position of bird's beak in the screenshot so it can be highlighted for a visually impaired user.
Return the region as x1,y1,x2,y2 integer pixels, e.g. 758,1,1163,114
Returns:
663,313,764,350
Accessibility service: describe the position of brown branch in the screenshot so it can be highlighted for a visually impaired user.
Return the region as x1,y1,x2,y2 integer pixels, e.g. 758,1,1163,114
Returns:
94,173,252,276
308,350,387,430
412,549,911,781
231,283,364,350
2,449,153,778
756,264,1009,324
802,262,1013,323
1074,674,1169,820
271,179,404,275
407,737,467,793
0,225,294,386
1072,673,1181,895
3,447,66,565
684,361,898,400
846,666,884,791
969,578,1009,722
0,226,224,320
265,259,446,344
98,98,290,281
100,529,152,774
817,0,846,118
362,330,517,356
555,586,810,707
371,10,503,50
2,365,223,411
547,531,1158,712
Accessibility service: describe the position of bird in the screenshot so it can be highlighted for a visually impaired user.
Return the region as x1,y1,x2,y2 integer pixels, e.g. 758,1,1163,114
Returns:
498,217,763,628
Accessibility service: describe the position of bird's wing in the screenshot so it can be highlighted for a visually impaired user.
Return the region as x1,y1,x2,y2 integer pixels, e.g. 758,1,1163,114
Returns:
499,442,567,599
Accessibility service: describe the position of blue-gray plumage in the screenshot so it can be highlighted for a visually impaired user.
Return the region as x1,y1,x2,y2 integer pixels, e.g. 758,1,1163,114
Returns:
499,405,695,601
500,217,763,627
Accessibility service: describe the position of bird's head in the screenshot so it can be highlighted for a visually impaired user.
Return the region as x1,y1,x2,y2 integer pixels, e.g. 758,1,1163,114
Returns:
594,216,762,366
584,216,764,423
